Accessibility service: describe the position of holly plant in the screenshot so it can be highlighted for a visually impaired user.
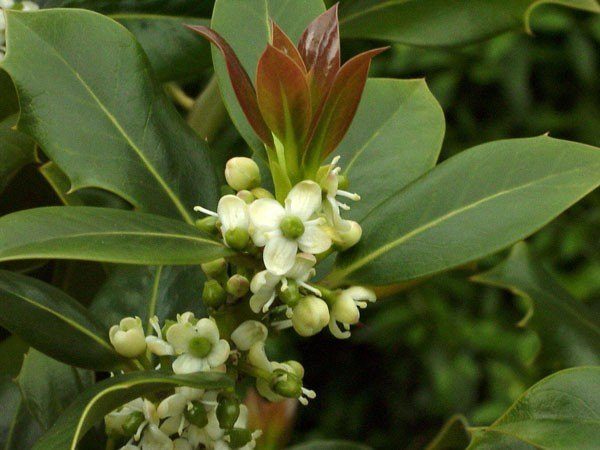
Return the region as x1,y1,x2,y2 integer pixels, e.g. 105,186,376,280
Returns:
0,1,599,450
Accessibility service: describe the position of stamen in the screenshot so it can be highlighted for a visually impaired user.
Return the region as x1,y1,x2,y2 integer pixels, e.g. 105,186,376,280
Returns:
134,420,148,441
285,307,293,319
356,301,368,309
299,396,309,406
280,278,289,292
328,319,351,339
178,414,186,435
338,190,361,201
302,387,317,399
272,319,293,330
149,316,162,338
262,293,276,313
193,205,218,217
337,201,351,210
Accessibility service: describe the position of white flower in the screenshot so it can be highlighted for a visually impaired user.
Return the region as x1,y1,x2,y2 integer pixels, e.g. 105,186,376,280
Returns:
329,287,376,339
195,195,250,250
109,399,173,449
291,296,330,337
231,320,268,351
249,253,319,313
248,343,315,406
249,181,332,275
145,316,175,357
105,398,145,437
109,317,146,358
166,317,230,374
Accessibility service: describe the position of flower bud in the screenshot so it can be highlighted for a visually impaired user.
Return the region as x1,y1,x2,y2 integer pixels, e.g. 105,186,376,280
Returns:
236,189,255,204
228,428,253,449
283,360,305,379
109,317,146,358
231,320,267,351
202,279,227,308
250,187,274,199
226,274,250,298
336,220,362,250
291,296,330,337
225,157,261,191
201,258,227,279
224,227,250,251
184,400,209,428
195,216,218,234
279,280,301,307
216,395,240,429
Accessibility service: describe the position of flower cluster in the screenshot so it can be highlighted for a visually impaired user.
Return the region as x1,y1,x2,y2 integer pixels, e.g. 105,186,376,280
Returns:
195,155,375,339
0,0,39,60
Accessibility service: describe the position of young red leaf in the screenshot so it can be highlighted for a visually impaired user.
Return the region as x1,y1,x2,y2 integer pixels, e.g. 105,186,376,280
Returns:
256,45,312,155
306,47,388,163
297,4,341,110
271,21,306,73
187,25,274,148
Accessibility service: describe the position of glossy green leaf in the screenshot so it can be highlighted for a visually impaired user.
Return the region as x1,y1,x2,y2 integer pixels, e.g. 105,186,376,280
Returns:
0,336,28,378
90,265,207,330
0,270,123,371
472,242,600,366
17,349,93,431
0,69,18,123
338,0,600,47
467,366,600,449
34,0,213,16
0,377,42,450
334,78,445,222
0,206,230,265
288,441,372,450
0,125,36,194
114,15,212,81
1,9,219,222
211,0,326,154
33,371,233,450
327,136,600,286
425,415,471,450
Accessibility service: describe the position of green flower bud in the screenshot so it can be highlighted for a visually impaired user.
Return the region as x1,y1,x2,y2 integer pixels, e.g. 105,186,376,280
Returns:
228,428,253,449
202,279,227,308
283,360,305,379
226,274,250,298
279,280,301,307
336,221,362,250
279,215,305,240
224,227,250,251
271,368,302,399
184,400,209,428
225,157,261,191
236,190,255,204
195,216,218,234
121,411,145,437
250,187,274,199
291,296,330,337
109,317,146,358
216,395,240,430
201,258,227,279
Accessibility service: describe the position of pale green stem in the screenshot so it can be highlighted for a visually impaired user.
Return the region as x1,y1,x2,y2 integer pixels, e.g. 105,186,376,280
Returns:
164,82,195,110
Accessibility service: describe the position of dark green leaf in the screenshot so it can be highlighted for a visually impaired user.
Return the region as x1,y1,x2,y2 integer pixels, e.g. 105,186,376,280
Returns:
0,377,42,450
211,0,326,154
0,206,231,265
33,371,233,450
338,0,600,47
0,270,123,370
467,367,600,449
334,78,445,222
0,336,28,378
34,0,213,16
472,242,600,366
2,9,219,222
288,441,372,450
327,136,600,286
0,126,36,194
17,349,93,431
90,265,207,330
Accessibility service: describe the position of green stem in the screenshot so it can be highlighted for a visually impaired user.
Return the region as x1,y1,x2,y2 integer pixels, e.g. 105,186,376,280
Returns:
164,82,195,110
187,76,228,143
105,437,116,450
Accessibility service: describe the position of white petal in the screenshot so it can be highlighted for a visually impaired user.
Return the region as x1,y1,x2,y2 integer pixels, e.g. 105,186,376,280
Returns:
285,180,322,220
297,224,332,254
217,195,249,233
194,318,220,344
157,393,187,419
345,286,377,303
263,236,298,275
284,253,316,280
249,291,275,314
172,354,208,374
173,438,193,450
146,336,174,356
248,198,285,232
166,322,197,354
140,423,172,450
207,339,230,367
